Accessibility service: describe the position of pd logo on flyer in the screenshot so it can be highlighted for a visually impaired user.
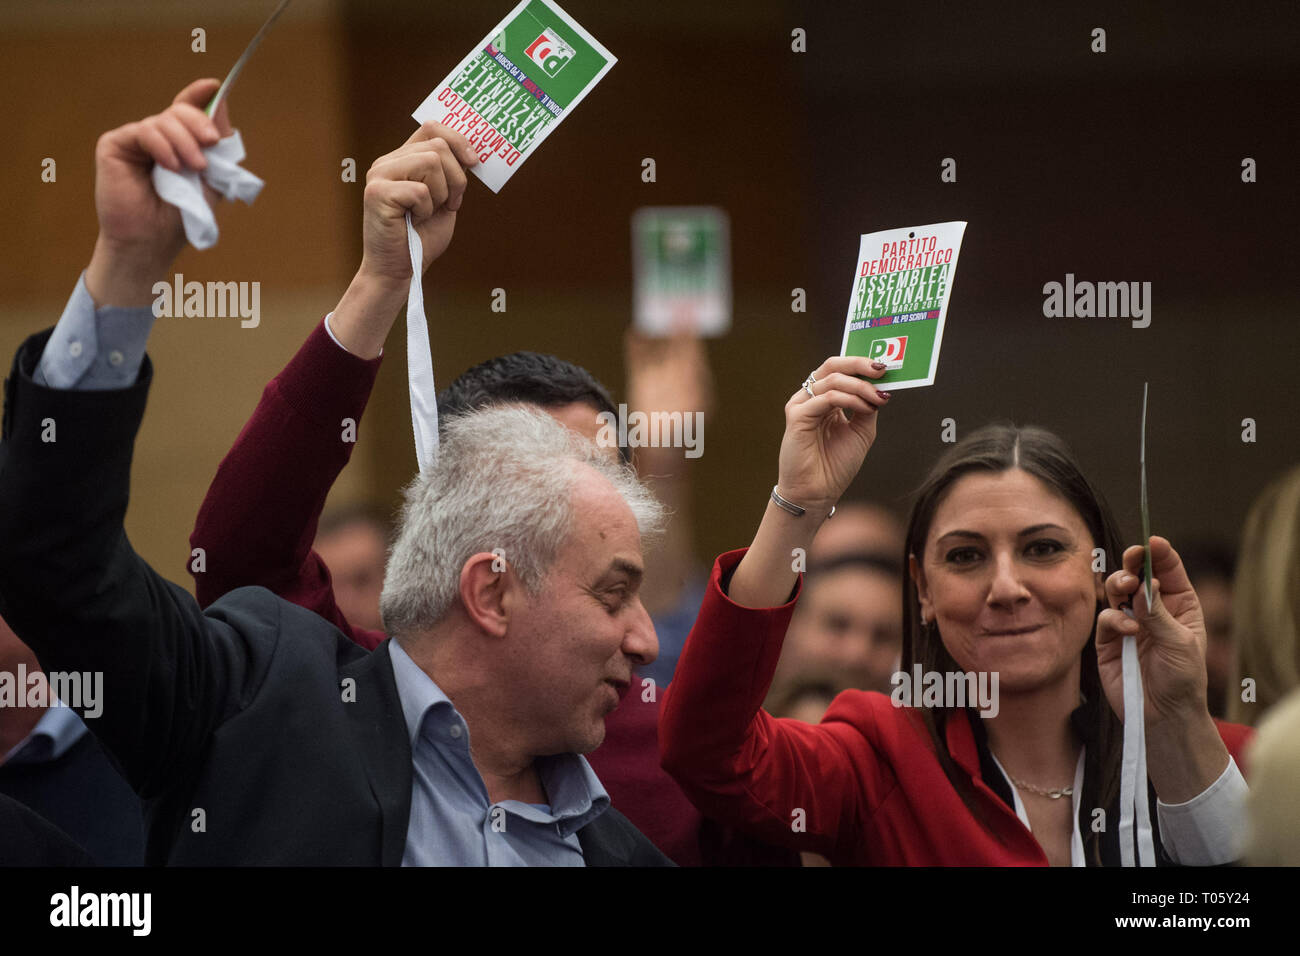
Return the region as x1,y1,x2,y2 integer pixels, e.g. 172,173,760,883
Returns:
868,335,908,369
525,28,575,77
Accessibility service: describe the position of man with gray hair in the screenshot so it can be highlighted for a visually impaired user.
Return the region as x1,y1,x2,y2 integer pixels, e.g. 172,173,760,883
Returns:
0,81,671,865
374,405,667,862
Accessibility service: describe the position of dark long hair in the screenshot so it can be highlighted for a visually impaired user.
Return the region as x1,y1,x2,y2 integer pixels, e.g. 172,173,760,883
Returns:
901,423,1125,865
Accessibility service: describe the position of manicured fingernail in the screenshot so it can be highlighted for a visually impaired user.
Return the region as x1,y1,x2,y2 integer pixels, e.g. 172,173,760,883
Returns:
878,391,891,399
871,361,887,370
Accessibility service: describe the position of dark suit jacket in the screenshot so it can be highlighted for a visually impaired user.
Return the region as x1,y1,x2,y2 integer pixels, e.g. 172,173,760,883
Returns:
0,728,145,865
0,792,95,866
0,329,671,866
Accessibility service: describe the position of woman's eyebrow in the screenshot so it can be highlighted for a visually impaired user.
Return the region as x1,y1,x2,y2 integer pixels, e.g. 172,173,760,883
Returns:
934,530,984,543
934,523,1071,544
1018,523,1071,537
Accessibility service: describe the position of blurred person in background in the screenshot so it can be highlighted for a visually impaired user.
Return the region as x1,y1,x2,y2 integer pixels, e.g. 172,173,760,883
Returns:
1244,687,1300,865
622,328,712,689
314,504,390,633
1226,463,1300,728
767,679,838,724
1178,540,1236,719
766,551,904,714
809,500,905,563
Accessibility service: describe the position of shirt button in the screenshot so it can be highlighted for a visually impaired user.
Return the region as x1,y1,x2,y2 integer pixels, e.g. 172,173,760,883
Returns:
448,724,462,739
68,341,83,358
108,350,125,366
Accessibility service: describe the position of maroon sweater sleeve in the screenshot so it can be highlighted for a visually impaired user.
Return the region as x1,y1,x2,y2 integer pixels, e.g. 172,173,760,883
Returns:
660,548,884,859
189,319,387,651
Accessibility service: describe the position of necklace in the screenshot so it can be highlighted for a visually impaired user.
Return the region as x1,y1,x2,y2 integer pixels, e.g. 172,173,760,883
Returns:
1009,776,1073,799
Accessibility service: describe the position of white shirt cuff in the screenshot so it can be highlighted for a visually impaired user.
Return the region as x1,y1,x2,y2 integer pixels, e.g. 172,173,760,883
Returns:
323,311,381,358
1156,755,1248,865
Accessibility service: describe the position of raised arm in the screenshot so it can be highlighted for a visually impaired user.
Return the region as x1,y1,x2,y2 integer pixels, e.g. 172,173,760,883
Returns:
623,329,711,621
187,318,386,647
0,81,267,799
189,123,480,649
660,355,893,858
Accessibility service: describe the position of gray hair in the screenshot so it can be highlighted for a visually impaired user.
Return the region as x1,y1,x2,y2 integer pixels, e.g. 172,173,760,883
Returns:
380,405,666,639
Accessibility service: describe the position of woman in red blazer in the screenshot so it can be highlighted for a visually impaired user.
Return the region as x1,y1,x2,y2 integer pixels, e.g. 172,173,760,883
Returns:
660,355,1251,866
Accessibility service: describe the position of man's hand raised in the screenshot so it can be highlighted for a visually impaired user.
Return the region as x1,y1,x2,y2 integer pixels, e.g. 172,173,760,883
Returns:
358,121,479,285
85,79,232,308
330,122,479,358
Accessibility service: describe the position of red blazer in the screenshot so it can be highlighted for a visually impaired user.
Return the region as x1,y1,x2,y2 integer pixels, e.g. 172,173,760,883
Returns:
660,549,1254,866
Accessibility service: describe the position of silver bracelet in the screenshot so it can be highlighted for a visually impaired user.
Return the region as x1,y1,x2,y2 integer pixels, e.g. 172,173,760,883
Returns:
771,486,834,518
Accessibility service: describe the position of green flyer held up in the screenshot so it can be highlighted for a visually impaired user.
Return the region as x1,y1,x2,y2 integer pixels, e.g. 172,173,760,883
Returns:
632,207,731,337
839,221,967,389
411,0,616,192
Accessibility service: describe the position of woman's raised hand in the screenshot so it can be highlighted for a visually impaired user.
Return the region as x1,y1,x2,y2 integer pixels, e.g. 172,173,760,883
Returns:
723,355,890,610
775,355,892,516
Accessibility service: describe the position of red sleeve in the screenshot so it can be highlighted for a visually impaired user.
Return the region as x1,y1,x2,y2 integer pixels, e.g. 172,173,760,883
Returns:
189,319,387,651
659,548,879,858
1213,718,1254,776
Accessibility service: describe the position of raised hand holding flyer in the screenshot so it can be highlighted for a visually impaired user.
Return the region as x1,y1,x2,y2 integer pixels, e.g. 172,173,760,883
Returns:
839,221,967,389
411,0,616,192
632,206,732,337
402,1,614,470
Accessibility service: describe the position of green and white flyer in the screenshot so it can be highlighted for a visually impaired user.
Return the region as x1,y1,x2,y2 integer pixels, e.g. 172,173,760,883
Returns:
632,206,731,337
839,221,967,389
411,0,616,192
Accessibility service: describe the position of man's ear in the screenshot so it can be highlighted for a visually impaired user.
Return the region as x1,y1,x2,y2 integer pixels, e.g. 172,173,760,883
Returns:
908,552,934,623
458,552,516,638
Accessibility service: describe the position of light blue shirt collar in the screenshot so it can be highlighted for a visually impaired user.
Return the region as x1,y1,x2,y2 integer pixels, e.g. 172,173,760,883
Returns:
2,702,88,765
387,638,609,834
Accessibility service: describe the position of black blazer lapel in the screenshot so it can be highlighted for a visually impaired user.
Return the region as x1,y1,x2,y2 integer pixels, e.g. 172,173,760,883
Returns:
577,810,631,866
341,641,412,866
577,806,674,866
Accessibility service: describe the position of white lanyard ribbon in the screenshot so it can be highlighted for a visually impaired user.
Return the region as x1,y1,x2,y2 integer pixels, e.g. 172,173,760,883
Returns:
1119,633,1156,865
404,212,439,474
151,130,264,250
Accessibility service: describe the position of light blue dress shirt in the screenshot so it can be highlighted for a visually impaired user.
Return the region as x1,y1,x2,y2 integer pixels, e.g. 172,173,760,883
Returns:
388,639,609,866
